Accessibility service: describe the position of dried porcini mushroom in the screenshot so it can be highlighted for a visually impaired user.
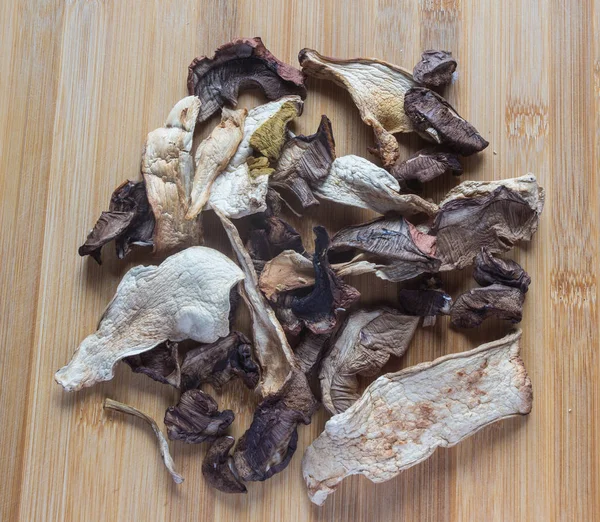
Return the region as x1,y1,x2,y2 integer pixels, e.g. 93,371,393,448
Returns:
390,148,462,188
55,247,243,391
270,115,336,209
450,284,525,328
330,216,440,282
298,49,416,167
432,175,545,270
319,308,420,414
202,436,247,493
397,288,453,318
404,87,489,156
164,389,235,444
473,248,531,292
314,155,438,216
302,330,532,505
259,250,315,301
187,37,307,123
104,398,184,484
413,50,457,88
79,180,155,264
294,331,331,376
123,340,180,387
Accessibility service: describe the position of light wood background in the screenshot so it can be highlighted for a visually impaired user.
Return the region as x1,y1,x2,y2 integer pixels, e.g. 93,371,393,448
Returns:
1,1,599,521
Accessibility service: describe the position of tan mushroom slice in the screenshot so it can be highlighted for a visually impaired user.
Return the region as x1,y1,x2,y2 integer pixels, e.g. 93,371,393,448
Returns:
473,248,531,292
259,250,315,300
298,49,416,167
142,96,203,252
55,247,244,391
450,284,525,328
302,330,532,505
412,50,457,88
314,155,438,216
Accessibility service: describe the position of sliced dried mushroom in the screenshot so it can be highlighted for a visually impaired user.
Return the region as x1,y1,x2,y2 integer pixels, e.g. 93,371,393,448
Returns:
259,250,315,301
298,49,416,167
319,308,420,414
413,50,457,88
397,288,453,317
294,331,331,376
432,175,545,270
314,155,438,216
404,87,489,155
202,436,247,493
473,248,531,292
390,148,462,188
450,284,524,328
302,330,532,505
188,37,307,123
123,340,180,387
55,247,244,391
104,398,184,484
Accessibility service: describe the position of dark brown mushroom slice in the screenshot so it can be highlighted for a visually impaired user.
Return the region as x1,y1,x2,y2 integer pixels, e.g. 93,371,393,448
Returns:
390,148,462,189
123,340,180,387
413,50,457,88
293,331,331,375
404,87,489,156
202,436,247,494
270,115,336,209
473,248,531,293
164,389,234,444
397,289,453,316
450,284,525,328
187,37,307,123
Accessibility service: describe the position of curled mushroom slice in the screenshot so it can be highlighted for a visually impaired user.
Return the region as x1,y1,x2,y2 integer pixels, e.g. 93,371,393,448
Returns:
302,330,532,505
188,37,307,123
432,175,545,270
298,49,416,167
390,148,462,188
259,250,315,300
473,248,531,292
314,155,438,216
123,340,180,387
55,247,244,391
142,96,203,252
404,87,489,155
202,436,247,493
413,50,457,88
104,398,184,484
451,284,524,328
397,288,453,317
320,308,420,414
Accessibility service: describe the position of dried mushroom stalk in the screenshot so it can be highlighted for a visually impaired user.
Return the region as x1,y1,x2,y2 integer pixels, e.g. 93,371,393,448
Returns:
302,330,532,505
433,175,545,270
203,436,247,493
55,247,243,391
390,148,462,187
123,340,180,387
413,50,457,88
450,284,525,328
298,49,416,167
104,398,184,484
188,37,307,123
314,155,438,216
473,248,531,292
320,308,420,414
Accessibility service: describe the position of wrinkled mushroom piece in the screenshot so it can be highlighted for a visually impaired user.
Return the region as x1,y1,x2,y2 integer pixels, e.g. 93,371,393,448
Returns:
55,247,244,391
259,250,315,300
432,175,545,270
298,49,416,167
473,248,531,292
202,436,247,493
451,284,524,328
302,330,532,505
413,50,457,88
123,340,180,387
314,155,438,216
104,398,184,484
188,37,307,123
320,308,420,414
390,148,462,188
397,288,453,317
294,331,331,376
404,87,489,156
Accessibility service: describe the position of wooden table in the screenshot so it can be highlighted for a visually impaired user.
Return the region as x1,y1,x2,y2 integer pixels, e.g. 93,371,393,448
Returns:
1,1,598,521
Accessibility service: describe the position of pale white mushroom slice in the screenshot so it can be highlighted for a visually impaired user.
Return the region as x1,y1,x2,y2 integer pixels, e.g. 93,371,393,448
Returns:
302,330,532,505
55,247,244,391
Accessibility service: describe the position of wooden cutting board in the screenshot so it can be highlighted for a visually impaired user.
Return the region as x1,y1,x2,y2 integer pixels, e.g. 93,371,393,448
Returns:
1,1,598,521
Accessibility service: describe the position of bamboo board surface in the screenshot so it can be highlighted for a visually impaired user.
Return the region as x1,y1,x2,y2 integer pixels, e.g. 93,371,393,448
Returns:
1,1,599,521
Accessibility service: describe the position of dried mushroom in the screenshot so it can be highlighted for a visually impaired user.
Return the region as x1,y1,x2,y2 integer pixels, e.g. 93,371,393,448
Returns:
104,398,184,484
450,284,525,328
79,180,154,263
473,248,531,292
302,331,532,505
319,308,420,414
390,148,462,188
432,175,545,270
294,331,331,376
413,50,457,88
397,288,453,317
202,436,247,493
314,155,438,216
123,340,180,387
259,250,314,300
270,115,336,208
298,49,416,167
55,247,243,391
164,389,234,444
188,37,307,123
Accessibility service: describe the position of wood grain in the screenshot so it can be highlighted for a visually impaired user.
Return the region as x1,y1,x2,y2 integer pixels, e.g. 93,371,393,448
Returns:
1,1,598,520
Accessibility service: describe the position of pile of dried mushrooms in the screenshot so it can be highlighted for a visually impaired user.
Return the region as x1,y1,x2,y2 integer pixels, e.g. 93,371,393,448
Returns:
59,37,544,504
